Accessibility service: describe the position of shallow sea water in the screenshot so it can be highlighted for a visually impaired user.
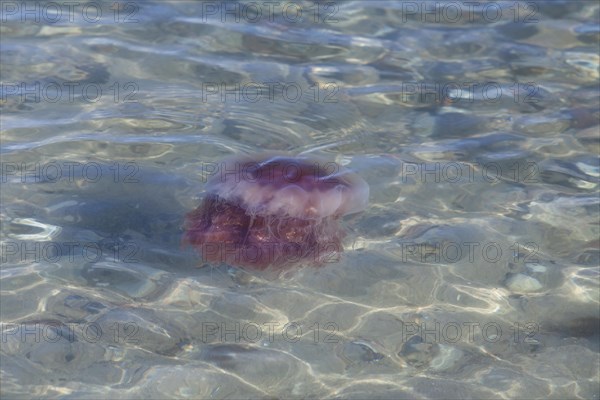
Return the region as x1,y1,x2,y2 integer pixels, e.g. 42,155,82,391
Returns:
1,1,599,399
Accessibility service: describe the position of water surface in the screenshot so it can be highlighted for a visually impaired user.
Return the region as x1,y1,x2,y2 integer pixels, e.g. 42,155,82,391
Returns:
1,1,599,399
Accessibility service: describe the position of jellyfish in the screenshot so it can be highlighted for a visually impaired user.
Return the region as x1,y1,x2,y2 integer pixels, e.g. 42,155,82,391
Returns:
183,153,369,271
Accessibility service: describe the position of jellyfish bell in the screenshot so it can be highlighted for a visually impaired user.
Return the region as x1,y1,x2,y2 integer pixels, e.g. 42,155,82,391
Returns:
204,153,369,219
183,153,369,271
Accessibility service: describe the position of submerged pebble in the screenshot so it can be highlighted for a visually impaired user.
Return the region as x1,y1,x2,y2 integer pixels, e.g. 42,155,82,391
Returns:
504,273,544,293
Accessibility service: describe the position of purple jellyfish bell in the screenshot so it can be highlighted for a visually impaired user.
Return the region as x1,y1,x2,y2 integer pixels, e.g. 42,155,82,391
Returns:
183,153,369,271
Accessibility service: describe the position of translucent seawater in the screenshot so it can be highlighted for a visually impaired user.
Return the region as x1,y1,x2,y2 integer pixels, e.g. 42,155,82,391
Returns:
1,1,598,399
